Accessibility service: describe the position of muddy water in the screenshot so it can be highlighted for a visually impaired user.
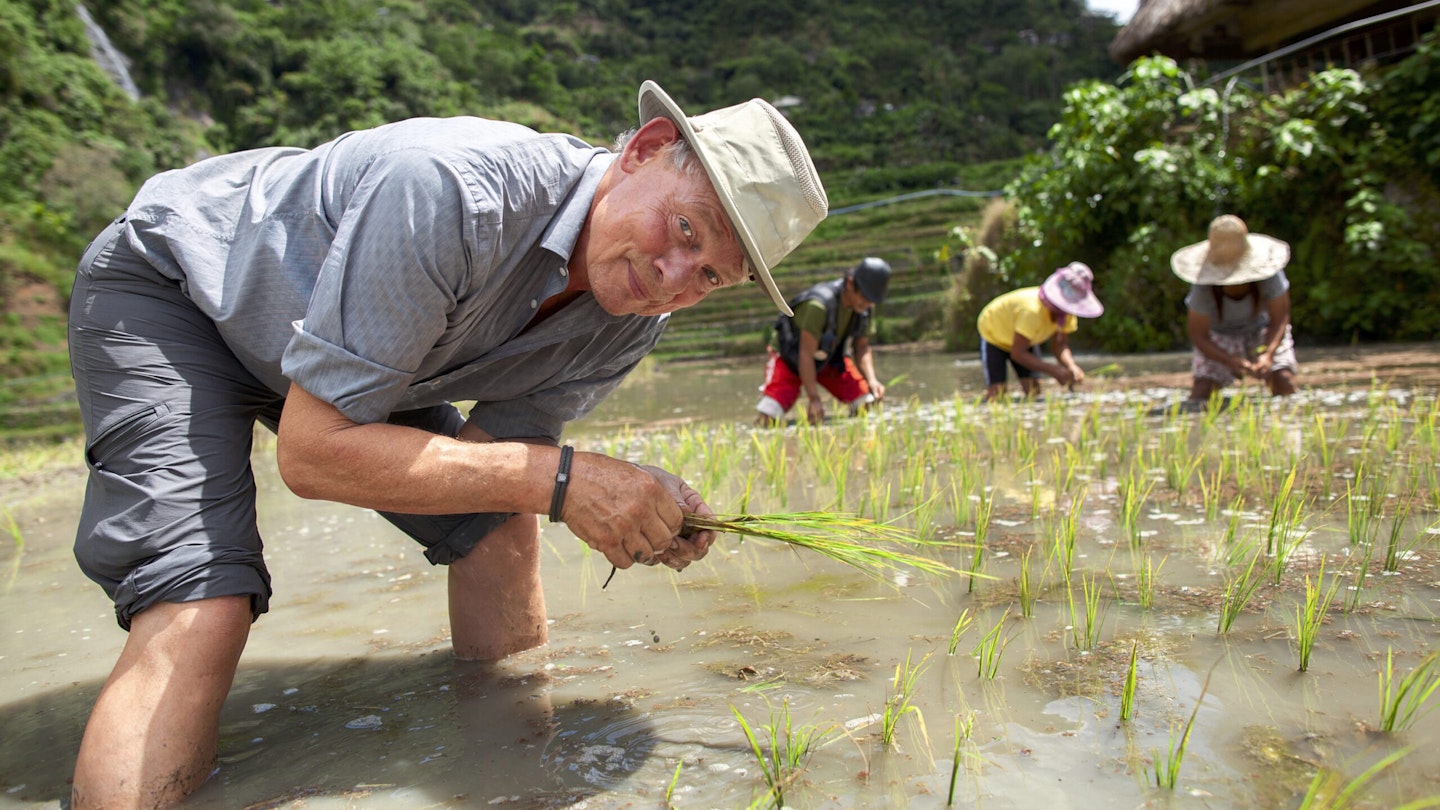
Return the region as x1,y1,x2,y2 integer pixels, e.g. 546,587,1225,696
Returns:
2,348,1438,809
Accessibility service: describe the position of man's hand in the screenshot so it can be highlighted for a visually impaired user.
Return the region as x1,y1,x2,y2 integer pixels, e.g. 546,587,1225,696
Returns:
1052,365,1076,386
805,396,826,425
558,453,685,570
637,464,716,571
869,379,887,402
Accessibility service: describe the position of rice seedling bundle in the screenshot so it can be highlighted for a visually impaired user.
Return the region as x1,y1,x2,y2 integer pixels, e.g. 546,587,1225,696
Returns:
682,512,967,582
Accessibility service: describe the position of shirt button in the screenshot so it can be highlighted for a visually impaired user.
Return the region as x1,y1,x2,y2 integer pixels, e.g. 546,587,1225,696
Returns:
559,267,568,278
530,299,538,309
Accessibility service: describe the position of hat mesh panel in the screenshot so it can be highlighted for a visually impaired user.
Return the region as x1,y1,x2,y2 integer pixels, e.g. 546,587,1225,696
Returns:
761,105,827,216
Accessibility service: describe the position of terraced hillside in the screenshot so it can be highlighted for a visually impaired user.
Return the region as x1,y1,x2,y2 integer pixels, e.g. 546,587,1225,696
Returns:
652,194,986,361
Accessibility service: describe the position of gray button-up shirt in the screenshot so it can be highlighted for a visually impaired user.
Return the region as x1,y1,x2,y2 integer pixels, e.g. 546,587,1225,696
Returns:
121,117,666,441
1184,270,1289,335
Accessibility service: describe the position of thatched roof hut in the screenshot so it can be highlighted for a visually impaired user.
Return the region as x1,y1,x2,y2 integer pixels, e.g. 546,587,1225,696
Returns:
1110,0,1414,65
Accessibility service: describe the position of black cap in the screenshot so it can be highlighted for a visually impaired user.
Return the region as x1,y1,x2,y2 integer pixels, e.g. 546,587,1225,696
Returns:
849,257,891,303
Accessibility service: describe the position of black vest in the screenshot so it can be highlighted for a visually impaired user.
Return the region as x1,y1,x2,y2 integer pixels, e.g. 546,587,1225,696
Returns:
774,278,871,373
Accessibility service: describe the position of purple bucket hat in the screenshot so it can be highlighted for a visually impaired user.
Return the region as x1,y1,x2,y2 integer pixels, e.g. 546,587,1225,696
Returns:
1040,261,1104,318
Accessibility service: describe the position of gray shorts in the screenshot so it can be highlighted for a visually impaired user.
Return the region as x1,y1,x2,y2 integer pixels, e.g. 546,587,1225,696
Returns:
69,218,509,630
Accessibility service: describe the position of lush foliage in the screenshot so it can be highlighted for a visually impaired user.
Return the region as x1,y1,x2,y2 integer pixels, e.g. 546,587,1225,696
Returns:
0,0,1120,377
997,46,1440,351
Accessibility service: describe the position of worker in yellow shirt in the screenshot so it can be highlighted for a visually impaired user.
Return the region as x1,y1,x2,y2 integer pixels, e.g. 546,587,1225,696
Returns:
976,262,1104,401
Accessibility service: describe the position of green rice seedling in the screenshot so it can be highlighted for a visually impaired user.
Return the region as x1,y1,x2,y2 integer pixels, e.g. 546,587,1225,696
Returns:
1270,511,1312,585
972,610,1013,680
1377,648,1440,733
949,478,974,528
1137,554,1165,611
730,700,834,809
1068,571,1105,651
1296,557,1341,672
682,512,965,584
1265,465,1305,556
1052,489,1085,584
946,712,978,807
881,650,931,746
1118,465,1155,547
1164,447,1205,502
1120,642,1139,721
1218,541,1266,634
1346,478,1377,546
1295,747,1440,810
797,426,838,482
1149,669,1209,791
1382,500,1419,572
947,609,974,655
863,429,890,476
901,451,929,506
665,760,683,808
750,430,790,508
1347,537,1376,612
966,535,984,595
3,508,21,553
973,486,995,547
906,492,946,544
1059,444,1083,494
1197,466,1225,522
1221,494,1247,546
3,509,22,590
863,479,893,524
1017,550,1036,618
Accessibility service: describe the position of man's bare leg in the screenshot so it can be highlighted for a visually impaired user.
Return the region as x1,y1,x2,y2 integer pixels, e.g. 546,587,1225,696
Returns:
72,596,252,810
449,512,547,661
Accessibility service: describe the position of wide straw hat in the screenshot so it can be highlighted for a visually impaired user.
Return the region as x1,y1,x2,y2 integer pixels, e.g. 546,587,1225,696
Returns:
1040,261,1104,318
638,80,828,317
1170,215,1290,285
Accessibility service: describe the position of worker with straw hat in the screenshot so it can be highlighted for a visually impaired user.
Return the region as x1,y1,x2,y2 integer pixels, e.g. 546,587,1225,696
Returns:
1171,214,1298,403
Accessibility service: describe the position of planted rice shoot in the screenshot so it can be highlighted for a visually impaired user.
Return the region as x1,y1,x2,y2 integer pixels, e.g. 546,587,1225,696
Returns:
1295,557,1341,672
1377,648,1440,733
972,610,1013,680
1017,550,1036,618
1068,571,1105,651
1137,553,1164,611
947,712,978,807
1218,540,1266,634
1295,747,1439,810
1381,500,1419,572
880,649,931,747
1347,538,1375,613
1148,666,1211,791
1120,641,1139,722
947,609,974,656
682,512,966,583
730,700,834,809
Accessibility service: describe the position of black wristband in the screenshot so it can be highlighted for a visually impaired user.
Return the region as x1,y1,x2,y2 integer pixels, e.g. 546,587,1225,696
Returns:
548,445,573,523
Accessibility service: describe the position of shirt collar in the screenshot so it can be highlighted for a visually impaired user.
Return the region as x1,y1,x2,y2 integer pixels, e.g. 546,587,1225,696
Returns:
540,151,615,261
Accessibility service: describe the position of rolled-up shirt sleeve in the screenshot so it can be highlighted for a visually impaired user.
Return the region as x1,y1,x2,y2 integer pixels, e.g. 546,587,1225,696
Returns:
282,149,482,424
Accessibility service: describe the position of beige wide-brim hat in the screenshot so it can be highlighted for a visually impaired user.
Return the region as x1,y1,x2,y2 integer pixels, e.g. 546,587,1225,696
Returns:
638,80,829,317
1170,214,1290,285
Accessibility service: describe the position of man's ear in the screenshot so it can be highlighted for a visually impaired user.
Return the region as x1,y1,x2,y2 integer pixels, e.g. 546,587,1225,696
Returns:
620,117,681,170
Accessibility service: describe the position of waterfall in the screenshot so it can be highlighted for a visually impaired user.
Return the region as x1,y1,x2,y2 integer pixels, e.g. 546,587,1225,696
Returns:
74,3,140,101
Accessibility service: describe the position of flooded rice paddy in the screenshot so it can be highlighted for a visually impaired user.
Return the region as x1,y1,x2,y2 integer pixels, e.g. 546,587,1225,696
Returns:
1,346,1438,809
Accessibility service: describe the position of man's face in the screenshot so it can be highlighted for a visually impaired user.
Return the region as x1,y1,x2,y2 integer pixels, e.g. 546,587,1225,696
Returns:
843,279,876,314
583,147,748,317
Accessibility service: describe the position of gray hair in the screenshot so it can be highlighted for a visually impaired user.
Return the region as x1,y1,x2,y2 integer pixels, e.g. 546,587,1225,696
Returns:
613,126,701,177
